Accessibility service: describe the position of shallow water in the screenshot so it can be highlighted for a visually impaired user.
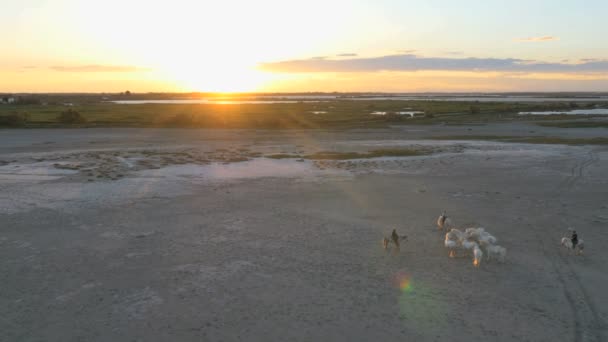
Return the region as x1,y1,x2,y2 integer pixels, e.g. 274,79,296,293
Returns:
138,158,348,181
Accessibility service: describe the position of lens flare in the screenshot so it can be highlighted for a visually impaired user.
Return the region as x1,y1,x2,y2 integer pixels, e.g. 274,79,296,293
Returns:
392,270,414,293
399,277,413,292
390,270,450,338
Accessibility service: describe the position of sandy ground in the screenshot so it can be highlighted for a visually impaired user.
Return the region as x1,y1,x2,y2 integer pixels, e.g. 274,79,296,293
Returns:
1,124,607,342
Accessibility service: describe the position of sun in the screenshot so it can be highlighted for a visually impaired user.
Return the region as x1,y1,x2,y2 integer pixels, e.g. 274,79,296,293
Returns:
142,40,282,93
168,65,274,93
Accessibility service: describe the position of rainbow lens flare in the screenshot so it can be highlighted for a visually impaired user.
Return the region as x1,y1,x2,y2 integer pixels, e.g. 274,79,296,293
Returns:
391,269,448,338
392,270,414,293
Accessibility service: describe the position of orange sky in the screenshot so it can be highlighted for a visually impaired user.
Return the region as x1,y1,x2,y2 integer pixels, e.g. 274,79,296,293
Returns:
2,0,607,92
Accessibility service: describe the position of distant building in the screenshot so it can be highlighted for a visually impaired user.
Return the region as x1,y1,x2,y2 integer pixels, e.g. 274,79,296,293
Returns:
0,96,16,104
396,111,426,118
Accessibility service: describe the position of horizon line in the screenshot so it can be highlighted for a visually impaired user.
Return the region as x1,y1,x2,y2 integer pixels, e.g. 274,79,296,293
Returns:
2,91,608,95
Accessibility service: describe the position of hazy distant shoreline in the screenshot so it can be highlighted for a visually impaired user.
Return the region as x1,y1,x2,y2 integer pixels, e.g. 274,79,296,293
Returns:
110,95,608,105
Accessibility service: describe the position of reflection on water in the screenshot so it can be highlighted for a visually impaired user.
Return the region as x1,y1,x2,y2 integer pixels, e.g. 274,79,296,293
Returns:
138,158,349,181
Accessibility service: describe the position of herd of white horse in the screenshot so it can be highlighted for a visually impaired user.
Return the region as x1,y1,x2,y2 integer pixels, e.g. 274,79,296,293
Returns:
383,211,585,268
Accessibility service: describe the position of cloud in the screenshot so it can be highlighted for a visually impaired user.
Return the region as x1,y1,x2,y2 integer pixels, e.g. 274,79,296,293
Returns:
259,54,608,73
443,51,464,56
515,36,559,42
579,58,601,63
50,65,150,72
397,49,416,54
336,53,358,57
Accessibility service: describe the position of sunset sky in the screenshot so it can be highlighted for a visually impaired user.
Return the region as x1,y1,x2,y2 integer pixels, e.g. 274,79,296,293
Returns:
2,0,607,93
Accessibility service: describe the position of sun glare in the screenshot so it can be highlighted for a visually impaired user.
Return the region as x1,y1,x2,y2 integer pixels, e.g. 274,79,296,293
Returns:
165,65,271,93
63,0,361,93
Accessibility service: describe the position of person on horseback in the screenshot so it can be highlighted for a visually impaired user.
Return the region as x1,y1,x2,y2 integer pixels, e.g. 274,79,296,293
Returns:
391,229,400,248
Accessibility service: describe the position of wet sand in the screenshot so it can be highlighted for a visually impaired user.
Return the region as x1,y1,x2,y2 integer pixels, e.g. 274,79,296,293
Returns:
1,124,607,341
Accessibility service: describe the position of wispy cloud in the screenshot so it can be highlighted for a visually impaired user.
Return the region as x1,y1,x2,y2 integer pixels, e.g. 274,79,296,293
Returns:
336,53,358,57
397,49,416,54
50,65,150,72
579,58,601,63
515,36,559,42
259,54,608,73
442,51,464,56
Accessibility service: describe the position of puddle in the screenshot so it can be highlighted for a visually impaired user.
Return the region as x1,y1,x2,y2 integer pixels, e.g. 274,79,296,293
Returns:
138,158,348,181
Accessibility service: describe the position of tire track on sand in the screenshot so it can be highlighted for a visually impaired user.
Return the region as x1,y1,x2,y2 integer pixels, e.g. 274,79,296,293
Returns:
558,151,598,191
558,251,606,342
537,235,584,342
548,148,603,341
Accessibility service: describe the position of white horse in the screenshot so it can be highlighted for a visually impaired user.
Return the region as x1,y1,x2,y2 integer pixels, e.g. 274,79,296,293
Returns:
444,229,464,257
482,242,507,263
473,245,483,268
561,237,584,255
444,236,460,258
462,239,479,257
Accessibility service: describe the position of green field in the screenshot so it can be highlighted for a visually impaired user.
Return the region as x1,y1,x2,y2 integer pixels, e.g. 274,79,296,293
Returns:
535,121,608,128
1,97,606,129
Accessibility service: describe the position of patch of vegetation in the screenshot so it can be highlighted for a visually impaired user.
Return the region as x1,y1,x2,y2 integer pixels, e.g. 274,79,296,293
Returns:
304,152,368,160
516,137,608,145
57,109,87,124
432,135,520,141
0,112,29,127
267,148,433,160
1,95,606,128
536,121,608,128
431,135,608,145
266,154,302,159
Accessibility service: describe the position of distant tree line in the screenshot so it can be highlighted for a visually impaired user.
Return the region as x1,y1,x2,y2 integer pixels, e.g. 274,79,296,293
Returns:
58,109,87,124
0,112,29,126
